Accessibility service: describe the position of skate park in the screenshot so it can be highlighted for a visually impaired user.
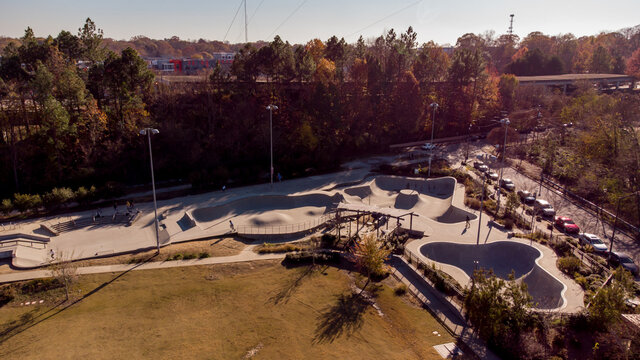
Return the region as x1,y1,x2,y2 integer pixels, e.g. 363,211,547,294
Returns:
0,171,584,312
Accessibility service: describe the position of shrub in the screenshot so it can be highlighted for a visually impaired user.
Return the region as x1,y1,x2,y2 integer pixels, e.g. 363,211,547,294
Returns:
465,197,481,210
20,278,63,294
557,256,582,275
283,251,340,266
553,239,572,256
198,252,210,259
43,187,75,210
183,253,197,260
167,253,183,261
258,243,302,253
75,186,97,205
503,218,514,230
320,233,337,248
13,193,42,213
394,283,408,296
0,199,12,216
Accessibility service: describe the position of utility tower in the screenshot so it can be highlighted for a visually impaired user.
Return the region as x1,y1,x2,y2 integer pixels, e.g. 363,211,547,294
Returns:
244,0,248,43
508,14,514,36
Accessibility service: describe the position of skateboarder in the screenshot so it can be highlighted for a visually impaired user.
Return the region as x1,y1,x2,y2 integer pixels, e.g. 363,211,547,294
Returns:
465,215,471,229
229,220,235,232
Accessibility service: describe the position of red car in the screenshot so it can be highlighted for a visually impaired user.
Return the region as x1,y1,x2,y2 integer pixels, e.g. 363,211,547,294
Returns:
555,216,580,234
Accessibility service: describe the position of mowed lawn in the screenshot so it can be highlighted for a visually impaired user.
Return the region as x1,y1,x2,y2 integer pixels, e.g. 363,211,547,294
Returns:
0,260,453,359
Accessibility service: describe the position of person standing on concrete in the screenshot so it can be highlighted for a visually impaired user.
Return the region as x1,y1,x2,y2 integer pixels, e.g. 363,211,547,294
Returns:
229,220,235,232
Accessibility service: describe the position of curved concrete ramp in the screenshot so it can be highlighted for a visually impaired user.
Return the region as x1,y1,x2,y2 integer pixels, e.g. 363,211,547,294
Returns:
394,190,420,210
436,207,477,223
344,185,372,199
191,193,343,223
420,241,565,310
374,176,456,199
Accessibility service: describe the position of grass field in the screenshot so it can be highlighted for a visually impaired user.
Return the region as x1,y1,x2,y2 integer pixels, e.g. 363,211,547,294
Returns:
0,260,454,359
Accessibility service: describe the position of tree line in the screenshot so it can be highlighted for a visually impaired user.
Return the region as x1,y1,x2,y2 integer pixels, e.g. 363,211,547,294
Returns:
1,19,640,219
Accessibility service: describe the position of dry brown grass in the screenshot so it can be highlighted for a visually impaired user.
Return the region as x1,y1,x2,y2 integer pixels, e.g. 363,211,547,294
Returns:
75,237,249,267
0,261,453,359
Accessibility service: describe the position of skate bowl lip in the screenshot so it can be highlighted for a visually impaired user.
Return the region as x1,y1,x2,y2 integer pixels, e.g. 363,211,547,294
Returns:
419,240,568,310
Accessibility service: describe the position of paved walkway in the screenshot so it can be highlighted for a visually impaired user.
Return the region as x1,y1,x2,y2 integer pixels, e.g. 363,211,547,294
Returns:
0,246,285,283
389,255,500,360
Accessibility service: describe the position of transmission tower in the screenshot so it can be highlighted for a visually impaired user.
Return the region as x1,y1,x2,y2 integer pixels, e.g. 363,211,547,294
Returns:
244,0,248,43
508,14,514,36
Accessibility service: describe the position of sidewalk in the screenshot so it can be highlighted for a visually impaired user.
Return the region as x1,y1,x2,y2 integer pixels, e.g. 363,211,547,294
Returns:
389,255,500,360
0,247,285,284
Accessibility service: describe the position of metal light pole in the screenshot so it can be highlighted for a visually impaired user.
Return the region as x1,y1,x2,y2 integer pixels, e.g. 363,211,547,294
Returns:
428,102,438,177
266,105,278,187
495,118,510,215
140,128,161,254
476,175,486,246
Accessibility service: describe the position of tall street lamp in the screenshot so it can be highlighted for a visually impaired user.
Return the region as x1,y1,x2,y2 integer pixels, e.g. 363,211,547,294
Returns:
266,105,278,187
428,102,438,177
476,174,487,245
495,118,510,214
140,128,161,254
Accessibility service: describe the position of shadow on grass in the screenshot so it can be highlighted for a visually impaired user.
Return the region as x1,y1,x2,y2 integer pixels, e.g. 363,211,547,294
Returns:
269,264,322,305
313,292,369,344
0,252,159,345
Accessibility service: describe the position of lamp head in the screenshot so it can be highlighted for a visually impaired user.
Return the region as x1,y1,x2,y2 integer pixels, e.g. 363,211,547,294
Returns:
430,102,438,108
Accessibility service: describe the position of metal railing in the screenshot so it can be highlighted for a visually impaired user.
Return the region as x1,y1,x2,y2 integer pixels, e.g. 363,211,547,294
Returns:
0,239,47,249
236,214,332,236
0,223,21,233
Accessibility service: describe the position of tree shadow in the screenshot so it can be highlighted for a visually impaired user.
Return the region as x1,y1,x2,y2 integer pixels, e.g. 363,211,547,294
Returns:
313,292,369,344
269,265,320,305
0,252,158,344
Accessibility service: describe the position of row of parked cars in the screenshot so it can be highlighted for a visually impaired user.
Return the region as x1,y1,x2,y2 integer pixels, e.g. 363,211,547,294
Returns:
472,159,639,276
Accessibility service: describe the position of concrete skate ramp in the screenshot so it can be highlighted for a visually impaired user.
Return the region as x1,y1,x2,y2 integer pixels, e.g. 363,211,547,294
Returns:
436,206,477,223
191,193,343,223
394,189,420,209
374,175,455,199
344,185,372,199
420,241,565,309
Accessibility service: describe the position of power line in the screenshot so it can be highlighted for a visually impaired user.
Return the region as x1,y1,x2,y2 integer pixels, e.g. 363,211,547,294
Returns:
249,0,267,24
223,0,244,42
267,0,310,40
346,0,423,39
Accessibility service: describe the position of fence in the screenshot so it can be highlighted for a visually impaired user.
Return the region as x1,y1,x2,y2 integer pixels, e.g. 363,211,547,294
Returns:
402,248,466,302
0,239,47,249
236,214,332,236
513,163,639,239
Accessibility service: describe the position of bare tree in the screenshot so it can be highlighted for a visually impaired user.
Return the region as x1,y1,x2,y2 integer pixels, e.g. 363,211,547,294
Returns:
49,251,78,301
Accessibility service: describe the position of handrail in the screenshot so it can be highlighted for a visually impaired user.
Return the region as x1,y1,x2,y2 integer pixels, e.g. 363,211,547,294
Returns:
0,223,21,233
0,239,47,249
236,214,332,236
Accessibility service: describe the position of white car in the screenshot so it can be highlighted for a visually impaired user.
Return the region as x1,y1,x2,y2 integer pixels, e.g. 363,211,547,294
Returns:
486,171,499,181
422,143,436,151
578,233,608,253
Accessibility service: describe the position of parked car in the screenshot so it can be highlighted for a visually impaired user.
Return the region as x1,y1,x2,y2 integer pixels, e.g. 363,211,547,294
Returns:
578,233,608,253
517,190,536,204
421,143,436,151
486,171,499,181
473,160,484,169
499,178,515,191
608,252,639,276
534,199,556,217
555,216,580,234
477,164,489,173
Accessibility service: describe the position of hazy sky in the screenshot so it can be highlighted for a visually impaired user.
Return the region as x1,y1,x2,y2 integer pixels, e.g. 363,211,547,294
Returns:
1,0,638,45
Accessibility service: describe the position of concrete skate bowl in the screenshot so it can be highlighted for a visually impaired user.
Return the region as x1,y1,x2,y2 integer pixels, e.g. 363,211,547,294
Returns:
343,176,475,223
420,241,566,310
374,175,456,199
191,193,343,226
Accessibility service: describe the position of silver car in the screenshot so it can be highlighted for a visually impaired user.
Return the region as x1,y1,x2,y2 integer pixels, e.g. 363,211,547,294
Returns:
578,233,608,253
